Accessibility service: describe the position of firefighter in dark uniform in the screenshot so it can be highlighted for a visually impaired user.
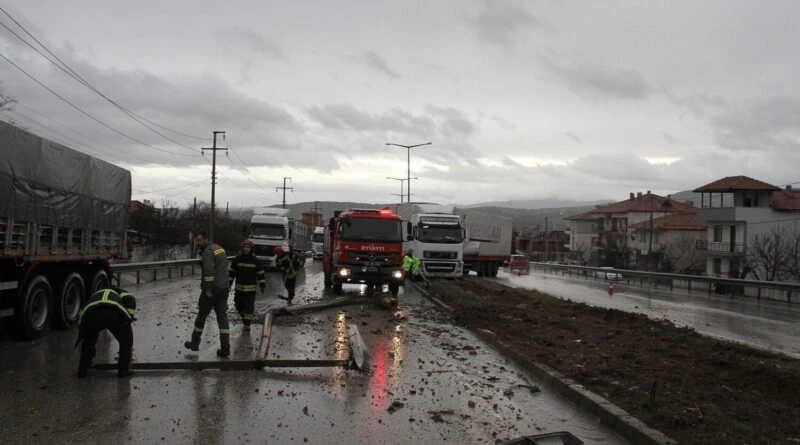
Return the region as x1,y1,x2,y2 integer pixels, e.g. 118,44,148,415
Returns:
75,286,136,379
275,246,301,303
184,231,231,357
229,239,266,331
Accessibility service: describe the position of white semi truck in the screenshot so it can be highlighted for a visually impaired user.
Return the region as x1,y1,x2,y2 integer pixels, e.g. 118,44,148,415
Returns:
456,207,513,277
311,226,325,260
247,207,291,269
396,204,465,278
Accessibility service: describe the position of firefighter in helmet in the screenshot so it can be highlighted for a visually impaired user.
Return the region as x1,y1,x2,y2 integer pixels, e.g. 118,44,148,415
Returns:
275,246,301,303
229,239,266,331
75,286,137,379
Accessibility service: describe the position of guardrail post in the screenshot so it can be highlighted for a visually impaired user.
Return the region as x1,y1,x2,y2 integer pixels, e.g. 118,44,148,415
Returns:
191,264,195,276
168,267,172,279
787,291,792,304
707,282,712,295
180,266,184,277
688,280,692,293
153,269,157,282
136,270,141,285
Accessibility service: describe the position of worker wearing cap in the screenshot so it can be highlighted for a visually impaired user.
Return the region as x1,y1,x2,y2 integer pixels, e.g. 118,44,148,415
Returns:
75,286,137,379
229,239,266,331
185,231,231,357
275,246,301,303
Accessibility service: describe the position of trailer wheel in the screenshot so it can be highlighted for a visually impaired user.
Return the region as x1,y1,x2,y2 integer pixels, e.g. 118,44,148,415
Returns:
89,269,110,296
14,275,52,339
333,282,343,295
490,263,500,277
55,273,85,329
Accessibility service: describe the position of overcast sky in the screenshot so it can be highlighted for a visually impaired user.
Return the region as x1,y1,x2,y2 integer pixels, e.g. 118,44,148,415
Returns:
2,1,800,208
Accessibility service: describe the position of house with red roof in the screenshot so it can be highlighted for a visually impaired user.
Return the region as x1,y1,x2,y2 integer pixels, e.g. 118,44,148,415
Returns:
565,191,697,266
628,213,708,273
693,176,800,279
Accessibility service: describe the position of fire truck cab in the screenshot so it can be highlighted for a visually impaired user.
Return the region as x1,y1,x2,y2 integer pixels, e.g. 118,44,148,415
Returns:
323,208,409,296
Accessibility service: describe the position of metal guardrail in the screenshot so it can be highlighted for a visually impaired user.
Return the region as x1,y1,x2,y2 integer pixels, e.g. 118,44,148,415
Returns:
529,262,800,302
110,258,202,285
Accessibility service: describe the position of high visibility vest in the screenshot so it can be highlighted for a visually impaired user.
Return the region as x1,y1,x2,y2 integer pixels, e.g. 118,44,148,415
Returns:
403,255,414,272
411,258,422,276
79,288,135,322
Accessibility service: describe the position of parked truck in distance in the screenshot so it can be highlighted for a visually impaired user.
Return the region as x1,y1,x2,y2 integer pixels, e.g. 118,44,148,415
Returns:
311,226,325,260
246,207,291,269
456,208,513,277
395,203,465,278
0,121,129,339
323,208,408,296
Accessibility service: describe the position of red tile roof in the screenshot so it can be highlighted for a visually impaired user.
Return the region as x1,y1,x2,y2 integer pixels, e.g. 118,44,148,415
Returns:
771,188,800,211
629,213,708,231
588,193,697,215
564,211,603,221
693,176,780,193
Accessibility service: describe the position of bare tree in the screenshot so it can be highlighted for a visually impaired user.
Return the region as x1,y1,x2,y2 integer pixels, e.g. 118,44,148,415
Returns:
745,226,792,281
784,226,800,282
571,241,592,265
661,233,707,274
0,82,16,112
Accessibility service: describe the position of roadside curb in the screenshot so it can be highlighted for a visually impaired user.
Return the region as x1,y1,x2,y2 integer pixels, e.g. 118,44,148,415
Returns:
409,281,678,445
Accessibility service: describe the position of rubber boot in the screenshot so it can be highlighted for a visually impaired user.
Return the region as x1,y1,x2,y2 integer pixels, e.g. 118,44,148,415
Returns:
184,330,201,351
216,333,230,357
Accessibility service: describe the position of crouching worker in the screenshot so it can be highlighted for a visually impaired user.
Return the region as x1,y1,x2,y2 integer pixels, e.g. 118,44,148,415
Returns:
75,287,136,379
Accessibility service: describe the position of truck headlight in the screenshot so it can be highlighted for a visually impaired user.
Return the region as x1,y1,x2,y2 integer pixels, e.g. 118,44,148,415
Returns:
339,268,350,277
392,270,404,279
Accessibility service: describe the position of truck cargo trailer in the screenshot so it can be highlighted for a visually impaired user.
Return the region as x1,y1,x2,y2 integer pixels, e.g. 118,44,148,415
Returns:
0,121,131,339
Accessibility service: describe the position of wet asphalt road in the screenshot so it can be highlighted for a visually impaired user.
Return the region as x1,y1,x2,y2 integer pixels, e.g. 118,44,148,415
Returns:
497,269,800,358
0,262,626,445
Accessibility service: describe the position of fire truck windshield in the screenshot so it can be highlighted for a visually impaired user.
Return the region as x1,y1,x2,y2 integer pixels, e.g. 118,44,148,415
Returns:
341,218,402,242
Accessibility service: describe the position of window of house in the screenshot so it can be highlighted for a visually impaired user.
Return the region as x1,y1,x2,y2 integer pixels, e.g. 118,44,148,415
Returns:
713,225,723,242
713,258,722,274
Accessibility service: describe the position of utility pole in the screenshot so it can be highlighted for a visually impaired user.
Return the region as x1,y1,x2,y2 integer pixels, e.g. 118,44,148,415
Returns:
202,131,226,241
276,177,293,209
386,142,431,203
225,202,229,220
544,216,549,262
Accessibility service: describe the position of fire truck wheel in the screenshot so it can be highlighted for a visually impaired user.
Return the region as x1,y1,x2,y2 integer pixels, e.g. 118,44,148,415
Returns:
324,273,331,287
14,275,52,340
333,282,343,294
55,272,85,329
389,282,400,296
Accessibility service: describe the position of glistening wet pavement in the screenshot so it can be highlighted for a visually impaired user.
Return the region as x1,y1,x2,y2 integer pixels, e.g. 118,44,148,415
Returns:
0,262,626,445
497,269,800,358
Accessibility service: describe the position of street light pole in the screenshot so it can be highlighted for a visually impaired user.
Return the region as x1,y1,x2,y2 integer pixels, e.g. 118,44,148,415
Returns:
386,142,431,203
387,177,417,204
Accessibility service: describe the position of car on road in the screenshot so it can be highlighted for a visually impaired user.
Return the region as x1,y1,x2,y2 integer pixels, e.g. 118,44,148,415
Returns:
508,254,530,274
593,267,623,281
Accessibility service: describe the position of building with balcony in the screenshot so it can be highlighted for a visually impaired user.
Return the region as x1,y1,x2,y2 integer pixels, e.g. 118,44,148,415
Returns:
693,176,800,278
565,191,697,266
628,213,708,273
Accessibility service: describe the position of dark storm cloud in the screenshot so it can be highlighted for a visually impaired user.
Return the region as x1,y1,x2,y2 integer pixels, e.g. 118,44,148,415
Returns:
711,96,800,153
306,103,435,134
566,132,581,143
542,59,654,100
361,51,400,79
466,0,545,48
215,27,286,60
425,105,476,139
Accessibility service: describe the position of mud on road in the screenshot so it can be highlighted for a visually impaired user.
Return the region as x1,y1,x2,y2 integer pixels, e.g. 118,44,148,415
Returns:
429,277,800,445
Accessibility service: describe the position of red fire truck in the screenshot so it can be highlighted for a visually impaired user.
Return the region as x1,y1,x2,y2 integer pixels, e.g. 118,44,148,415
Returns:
323,208,409,296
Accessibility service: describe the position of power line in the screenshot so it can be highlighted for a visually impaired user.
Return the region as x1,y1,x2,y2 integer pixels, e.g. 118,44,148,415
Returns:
10,102,148,164
0,19,202,153
0,6,210,145
0,50,199,157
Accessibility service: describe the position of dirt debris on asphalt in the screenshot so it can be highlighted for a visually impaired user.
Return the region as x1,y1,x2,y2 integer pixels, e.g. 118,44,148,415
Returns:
429,277,800,445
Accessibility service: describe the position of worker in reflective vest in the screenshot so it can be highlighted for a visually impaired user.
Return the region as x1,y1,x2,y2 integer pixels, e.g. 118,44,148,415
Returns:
411,256,423,280
229,239,266,331
276,246,301,303
403,250,414,275
185,231,231,357
75,287,136,379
